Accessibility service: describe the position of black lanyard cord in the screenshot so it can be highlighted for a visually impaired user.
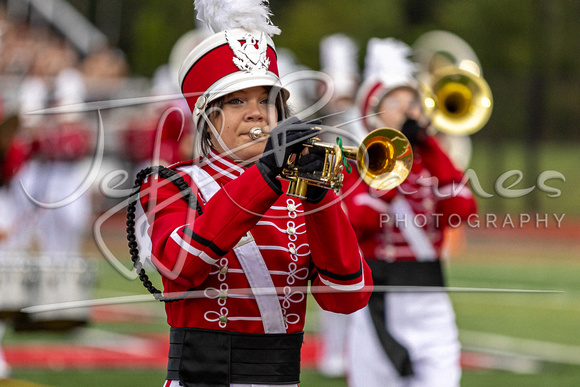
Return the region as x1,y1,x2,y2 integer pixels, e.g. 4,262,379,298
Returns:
126,165,202,303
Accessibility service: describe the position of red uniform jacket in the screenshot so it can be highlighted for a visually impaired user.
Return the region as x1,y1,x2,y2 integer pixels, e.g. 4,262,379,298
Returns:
341,136,477,262
0,137,30,186
140,150,372,333
33,121,93,161
123,100,192,165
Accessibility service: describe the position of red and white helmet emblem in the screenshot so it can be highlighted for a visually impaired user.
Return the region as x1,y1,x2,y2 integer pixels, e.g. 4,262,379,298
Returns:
226,31,270,72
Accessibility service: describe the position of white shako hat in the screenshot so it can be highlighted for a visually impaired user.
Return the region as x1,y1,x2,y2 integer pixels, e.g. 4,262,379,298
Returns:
179,0,289,126
319,33,360,100
355,37,419,131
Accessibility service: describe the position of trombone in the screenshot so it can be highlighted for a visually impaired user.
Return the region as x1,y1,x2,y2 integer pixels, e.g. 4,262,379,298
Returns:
250,126,413,199
413,30,493,136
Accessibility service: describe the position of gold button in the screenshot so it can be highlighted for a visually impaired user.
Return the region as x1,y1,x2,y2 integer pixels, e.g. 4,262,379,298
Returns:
289,247,297,255
219,265,228,274
287,226,296,235
219,315,227,324
219,291,227,300
287,203,296,212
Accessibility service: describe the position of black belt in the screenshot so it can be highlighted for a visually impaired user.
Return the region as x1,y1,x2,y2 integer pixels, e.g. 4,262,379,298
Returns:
367,260,445,377
367,260,445,287
167,327,303,386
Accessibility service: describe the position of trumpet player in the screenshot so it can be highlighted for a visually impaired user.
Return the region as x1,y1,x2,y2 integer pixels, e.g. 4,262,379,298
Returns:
342,37,477,387
135,1,372,385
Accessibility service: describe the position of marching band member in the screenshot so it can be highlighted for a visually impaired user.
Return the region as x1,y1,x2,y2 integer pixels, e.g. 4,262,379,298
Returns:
317,33,366,147
13,58,93,258
136,1,372,386
0,111,27,380
316,32,362,378
0,114,29,244
1,45,97,332
342,38,477,387
0,321,7,379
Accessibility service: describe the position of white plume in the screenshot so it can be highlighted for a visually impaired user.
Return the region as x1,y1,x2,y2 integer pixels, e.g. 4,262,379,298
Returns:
363,37,418,81
194,0,281,36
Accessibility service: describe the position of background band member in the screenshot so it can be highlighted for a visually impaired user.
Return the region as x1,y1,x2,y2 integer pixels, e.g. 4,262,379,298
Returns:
342,37,477,387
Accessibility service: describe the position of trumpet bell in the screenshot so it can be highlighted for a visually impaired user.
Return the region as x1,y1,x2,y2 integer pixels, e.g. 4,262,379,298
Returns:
354,128,413,191
422,66,493,136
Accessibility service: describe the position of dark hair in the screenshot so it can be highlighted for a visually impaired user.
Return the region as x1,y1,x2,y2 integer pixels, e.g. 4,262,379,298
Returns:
197,87,291,158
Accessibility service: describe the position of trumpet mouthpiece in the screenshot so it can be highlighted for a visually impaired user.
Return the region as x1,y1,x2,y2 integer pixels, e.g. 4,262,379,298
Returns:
249,127,265,140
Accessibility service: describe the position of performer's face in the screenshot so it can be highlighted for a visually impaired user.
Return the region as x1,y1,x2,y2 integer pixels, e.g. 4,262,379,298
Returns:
377,87,422,130
209,86,278,161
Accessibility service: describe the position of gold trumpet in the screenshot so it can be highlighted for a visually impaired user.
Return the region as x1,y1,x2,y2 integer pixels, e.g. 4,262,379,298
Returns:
413,30,493,136
251,126,413,199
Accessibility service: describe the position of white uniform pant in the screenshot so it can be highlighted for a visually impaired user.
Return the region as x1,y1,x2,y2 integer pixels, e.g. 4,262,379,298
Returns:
317,309,350,377
0,321,10,378
347,292,461,387
164,381,298,387
2,160,91,255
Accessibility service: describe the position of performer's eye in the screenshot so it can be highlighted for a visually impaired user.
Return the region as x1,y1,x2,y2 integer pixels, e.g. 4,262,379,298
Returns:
226,98,243,105
260,97,275,105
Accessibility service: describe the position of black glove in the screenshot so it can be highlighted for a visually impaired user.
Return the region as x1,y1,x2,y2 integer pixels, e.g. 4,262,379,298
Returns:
296,146,327,204
401,118,428,145
295,150,324,173
256,117,321,191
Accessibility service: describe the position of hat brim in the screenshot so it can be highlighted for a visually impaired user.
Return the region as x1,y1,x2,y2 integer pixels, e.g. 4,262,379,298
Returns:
203,71,290,104
192,72,290,125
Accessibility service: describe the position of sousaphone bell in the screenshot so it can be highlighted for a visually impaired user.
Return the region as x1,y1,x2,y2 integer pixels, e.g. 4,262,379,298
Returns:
413,30,493,136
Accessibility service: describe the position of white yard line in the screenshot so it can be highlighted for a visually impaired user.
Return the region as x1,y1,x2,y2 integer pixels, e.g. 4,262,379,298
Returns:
460,330,580,366
461,348,543,374
71,327,161,357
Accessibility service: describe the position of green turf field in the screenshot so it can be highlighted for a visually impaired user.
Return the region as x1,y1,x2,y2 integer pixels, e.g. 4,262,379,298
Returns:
468,140,580,216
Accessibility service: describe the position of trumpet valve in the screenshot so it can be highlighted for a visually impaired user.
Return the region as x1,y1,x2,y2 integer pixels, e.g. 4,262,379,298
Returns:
287,178,309,199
